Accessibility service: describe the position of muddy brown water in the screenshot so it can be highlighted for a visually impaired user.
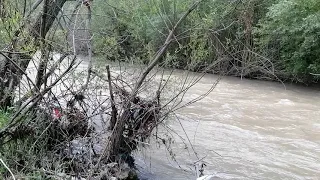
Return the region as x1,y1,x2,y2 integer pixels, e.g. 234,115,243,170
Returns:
25,54,320,180
135,73,320,180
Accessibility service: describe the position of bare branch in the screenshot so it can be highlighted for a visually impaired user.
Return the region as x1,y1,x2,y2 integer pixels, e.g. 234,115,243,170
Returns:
0,159,15,180
107,65,118,130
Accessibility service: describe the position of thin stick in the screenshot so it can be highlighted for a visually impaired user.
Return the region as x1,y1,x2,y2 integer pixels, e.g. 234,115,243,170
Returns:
105,0,205,163
310,73,320,76
132,0,204,97
83,2,93,90
106,65,117,130
15,53,69,105
0,56,77,135
0,158,15,180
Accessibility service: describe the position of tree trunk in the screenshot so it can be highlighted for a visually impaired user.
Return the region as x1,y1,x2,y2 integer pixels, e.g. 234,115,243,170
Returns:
240,0,255,78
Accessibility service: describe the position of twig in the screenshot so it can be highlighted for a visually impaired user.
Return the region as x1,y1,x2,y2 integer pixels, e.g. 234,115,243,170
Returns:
0,56,77,135
104,0,205,164
83,2,93,90
0,51,40,93
106,65,118,130
132,0,204,97
26,0,44,18
174,113,199,159
310,73,320,76
0,158,15,180
72,3,81,55
15,53,70,105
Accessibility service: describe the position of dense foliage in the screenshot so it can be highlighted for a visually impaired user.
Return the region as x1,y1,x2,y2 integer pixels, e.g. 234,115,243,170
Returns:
90,0,320,83
256,0,320,82
1,0,319,83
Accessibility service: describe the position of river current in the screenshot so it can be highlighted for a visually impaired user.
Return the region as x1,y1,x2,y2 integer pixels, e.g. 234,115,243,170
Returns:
135,72,320,180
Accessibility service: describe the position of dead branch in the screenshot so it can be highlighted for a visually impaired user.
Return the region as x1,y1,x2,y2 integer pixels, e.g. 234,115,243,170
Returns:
15,53,70,106
107,65,118,130
0,158,15,180
104,0,205,162
310,73,320,76
0,0,68,108
0,56,77,137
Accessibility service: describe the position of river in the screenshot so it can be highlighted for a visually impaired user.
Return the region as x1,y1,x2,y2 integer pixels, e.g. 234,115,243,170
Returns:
24,54,320,179
135,72,320,180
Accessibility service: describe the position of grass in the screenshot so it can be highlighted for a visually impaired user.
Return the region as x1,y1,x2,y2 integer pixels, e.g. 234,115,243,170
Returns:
0,109,10,128
0,109,50,179
0,109,12,178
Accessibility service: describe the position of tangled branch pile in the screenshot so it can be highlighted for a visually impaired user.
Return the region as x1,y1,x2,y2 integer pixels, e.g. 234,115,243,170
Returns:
0,0,211,179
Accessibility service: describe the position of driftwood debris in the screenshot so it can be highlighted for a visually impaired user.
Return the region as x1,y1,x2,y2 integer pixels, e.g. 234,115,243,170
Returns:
0,1,206,179
104,0,204,163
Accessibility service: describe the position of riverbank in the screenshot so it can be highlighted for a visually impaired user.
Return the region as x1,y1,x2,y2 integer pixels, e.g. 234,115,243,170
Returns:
92,55,320,88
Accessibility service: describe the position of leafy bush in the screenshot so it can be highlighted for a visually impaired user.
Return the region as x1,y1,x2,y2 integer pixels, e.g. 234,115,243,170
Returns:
256,0,320,82
90,0,320,83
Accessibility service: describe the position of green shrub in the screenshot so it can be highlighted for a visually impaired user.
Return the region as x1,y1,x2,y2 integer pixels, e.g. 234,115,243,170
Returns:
255,0,320,82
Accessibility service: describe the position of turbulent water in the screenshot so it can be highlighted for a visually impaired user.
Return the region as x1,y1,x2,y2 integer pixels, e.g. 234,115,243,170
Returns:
24,54,320,180
135,73,320,180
